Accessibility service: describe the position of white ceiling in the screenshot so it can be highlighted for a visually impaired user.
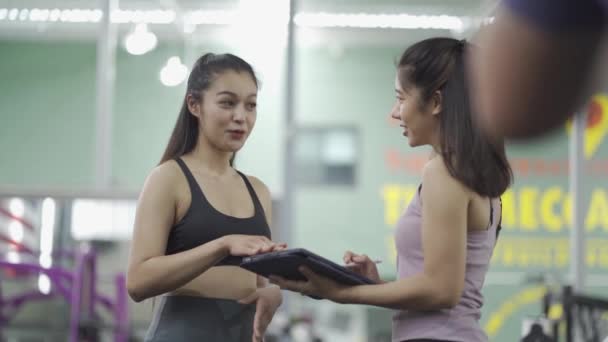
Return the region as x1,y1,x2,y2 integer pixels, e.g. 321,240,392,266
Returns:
0,0,498,46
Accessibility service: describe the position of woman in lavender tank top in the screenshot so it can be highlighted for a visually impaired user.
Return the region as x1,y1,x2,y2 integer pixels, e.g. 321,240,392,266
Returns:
270,38,513,342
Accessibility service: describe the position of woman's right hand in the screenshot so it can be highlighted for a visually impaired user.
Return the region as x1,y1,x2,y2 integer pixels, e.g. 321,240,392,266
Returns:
343,250,381,283
221,235,287,256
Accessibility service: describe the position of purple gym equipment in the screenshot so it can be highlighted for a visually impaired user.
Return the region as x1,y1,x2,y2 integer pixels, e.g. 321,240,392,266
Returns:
0,247,129,341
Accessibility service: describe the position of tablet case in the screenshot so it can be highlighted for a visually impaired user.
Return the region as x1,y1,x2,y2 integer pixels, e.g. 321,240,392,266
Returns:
239,248,376,286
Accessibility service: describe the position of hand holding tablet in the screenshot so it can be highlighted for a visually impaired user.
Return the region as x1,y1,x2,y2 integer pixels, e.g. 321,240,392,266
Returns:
240,248,377,286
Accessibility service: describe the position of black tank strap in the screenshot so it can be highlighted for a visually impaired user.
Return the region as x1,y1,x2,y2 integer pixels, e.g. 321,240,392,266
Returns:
175,158,205,201
236,171,265,217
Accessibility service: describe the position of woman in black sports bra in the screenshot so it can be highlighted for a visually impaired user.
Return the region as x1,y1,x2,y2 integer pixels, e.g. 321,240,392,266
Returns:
126,53,286,342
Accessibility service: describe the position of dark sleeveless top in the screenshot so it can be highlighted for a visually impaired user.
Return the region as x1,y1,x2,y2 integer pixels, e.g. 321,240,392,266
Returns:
165,158,271,265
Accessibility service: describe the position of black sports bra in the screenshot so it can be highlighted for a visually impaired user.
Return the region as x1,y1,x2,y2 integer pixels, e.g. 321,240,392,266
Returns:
165,158,271,265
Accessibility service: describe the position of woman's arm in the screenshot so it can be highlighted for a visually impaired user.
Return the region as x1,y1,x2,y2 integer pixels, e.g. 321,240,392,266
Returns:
126,163,227,302
247,174,282,291
272,159,469,311
339,160,468,310
126,163,275,302
242,176,283,342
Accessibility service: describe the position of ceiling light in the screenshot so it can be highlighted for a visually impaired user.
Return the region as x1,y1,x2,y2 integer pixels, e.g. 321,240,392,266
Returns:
160,56,188,87
124,23,158,55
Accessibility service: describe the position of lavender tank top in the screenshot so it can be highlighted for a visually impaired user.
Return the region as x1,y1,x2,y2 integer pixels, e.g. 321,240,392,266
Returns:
392,185,501,342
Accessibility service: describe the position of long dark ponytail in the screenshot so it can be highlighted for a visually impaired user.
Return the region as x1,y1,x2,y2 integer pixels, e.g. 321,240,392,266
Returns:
159,53,258,165
398,38,512,197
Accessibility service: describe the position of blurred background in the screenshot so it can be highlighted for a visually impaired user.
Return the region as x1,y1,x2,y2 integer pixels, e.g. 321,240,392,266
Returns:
0,0,607,341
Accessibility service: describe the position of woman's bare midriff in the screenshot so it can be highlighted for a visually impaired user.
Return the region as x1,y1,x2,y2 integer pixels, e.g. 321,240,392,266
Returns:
168,266,258,300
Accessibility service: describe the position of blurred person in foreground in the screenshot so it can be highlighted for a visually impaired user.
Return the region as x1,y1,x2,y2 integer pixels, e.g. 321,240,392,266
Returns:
469,0,607,140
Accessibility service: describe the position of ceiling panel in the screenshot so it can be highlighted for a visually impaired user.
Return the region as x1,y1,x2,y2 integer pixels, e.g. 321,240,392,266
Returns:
0,0,497,44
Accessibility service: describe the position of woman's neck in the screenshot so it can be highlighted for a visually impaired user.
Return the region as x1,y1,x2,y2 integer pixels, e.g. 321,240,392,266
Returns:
188,138,233,177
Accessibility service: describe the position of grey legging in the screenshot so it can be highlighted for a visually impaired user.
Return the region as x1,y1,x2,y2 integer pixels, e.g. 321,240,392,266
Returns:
145,295,256,342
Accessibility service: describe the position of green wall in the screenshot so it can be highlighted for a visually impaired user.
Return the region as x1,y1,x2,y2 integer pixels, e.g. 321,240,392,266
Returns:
0,41,97,187
0,40,284,193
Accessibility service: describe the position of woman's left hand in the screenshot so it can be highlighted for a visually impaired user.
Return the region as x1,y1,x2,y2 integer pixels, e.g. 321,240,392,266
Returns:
238,285,283,342
269,266,347,302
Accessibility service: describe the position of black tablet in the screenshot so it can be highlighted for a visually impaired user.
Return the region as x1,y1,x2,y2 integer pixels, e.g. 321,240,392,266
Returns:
240,248,376,286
